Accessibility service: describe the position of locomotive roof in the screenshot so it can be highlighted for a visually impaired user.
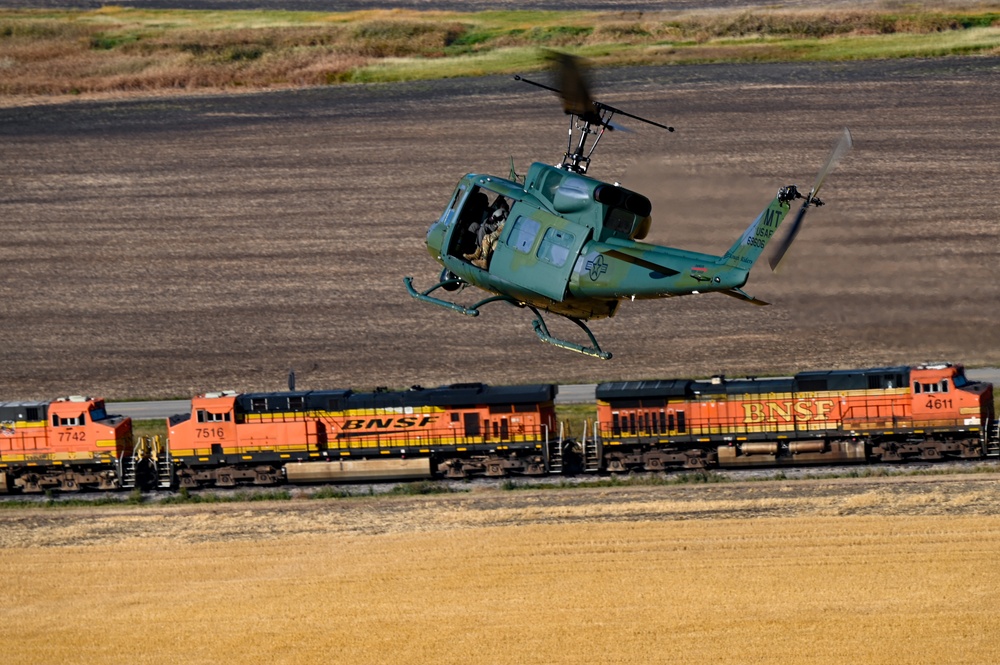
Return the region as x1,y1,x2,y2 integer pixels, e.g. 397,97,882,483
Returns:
595,380,693,401
234,383,557,414
0,400,49,421
693,377,796,396
598,365,913,401
794,366,910,391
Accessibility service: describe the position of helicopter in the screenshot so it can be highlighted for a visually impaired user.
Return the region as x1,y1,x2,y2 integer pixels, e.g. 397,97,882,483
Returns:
404,52,853,360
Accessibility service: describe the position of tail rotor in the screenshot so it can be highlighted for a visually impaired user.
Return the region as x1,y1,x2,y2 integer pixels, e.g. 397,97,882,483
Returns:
768,127,853,271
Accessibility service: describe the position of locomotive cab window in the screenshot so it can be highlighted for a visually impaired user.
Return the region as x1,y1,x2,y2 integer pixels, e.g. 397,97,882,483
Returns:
916,380,950,394
197,410,231,423
53,415,84,426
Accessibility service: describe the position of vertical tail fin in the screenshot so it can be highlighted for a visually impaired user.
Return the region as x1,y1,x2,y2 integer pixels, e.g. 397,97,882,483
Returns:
719,195,791,270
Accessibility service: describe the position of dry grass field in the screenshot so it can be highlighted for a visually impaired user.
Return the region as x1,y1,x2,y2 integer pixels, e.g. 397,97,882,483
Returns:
2,55,1000,399
3,476,1000,664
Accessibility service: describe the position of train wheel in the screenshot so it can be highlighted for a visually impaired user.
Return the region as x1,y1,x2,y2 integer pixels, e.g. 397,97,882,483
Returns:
919,446,942,461
176,470,199,489
58,474,80,492
439,459,468,479
683,455,707,469
215,467,237,487
606,457,626,473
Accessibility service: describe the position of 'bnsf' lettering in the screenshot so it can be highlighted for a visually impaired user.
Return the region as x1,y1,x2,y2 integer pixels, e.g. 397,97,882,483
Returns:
342,416,438,430
743,400,835,424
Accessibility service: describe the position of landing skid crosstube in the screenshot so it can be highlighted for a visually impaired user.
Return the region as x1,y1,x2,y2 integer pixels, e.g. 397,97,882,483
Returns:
404,277,612,360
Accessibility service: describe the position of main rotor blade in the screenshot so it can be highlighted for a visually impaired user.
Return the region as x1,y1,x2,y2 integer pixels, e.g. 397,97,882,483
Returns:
811,127,853,198
767,201,808,271
547,51,602,124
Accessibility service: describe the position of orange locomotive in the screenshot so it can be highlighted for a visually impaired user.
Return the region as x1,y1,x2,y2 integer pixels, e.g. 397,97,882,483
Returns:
595,363,995,471
0,396,133,492
166,383,559,487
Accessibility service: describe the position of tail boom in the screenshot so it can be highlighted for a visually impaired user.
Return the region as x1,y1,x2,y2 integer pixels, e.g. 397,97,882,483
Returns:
719,193,793,270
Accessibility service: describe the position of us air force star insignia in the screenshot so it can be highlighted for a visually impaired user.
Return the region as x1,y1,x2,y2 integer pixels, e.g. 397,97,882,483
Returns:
586,255,608,281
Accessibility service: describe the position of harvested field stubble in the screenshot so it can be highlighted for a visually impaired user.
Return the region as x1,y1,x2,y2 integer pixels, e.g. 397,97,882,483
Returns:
3,477,1000,664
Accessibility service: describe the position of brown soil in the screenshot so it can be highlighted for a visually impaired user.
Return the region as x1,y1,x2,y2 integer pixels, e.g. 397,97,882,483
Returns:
1,56,999,399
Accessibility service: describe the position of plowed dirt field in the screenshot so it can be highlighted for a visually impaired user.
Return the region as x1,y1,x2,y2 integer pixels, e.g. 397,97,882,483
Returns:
2,56,1000,399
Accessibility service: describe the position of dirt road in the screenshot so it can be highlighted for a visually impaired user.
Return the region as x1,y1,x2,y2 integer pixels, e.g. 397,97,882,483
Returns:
2,56,999,399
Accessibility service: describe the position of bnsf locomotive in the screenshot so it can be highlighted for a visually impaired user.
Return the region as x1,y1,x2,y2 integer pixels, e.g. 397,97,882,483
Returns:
595,362,996,471
0,363,997,493
165,383,558,488
0,396,132,492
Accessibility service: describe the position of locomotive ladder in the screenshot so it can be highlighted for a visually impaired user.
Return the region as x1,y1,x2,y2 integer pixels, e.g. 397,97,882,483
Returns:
120,436,174,489
582,421,601,473
986,419,1000,458
119,453,137,489
547,423,564,474
156,439,173,489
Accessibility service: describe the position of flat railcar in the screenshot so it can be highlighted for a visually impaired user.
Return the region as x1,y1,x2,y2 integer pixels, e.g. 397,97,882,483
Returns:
595,363,995,471
166,382,560,487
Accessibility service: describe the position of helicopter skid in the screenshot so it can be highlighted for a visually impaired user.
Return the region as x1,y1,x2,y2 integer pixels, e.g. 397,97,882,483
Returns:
528,306,612,360
405,277,611,359
404,276,515,317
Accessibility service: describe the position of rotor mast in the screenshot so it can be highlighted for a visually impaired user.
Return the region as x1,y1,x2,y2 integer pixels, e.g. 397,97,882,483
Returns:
514,60,674,175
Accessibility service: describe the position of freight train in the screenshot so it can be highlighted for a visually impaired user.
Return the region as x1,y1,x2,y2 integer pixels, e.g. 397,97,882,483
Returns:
1,362,997,493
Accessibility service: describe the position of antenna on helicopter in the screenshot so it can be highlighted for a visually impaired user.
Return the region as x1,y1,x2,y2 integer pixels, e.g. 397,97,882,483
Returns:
514,51,674,174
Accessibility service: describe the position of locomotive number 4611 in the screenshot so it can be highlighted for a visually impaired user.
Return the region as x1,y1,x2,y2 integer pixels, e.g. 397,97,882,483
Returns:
926,398,953,409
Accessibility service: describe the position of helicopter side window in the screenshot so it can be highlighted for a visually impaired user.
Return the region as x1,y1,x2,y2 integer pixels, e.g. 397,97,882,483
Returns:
536,228,575,267
508,216,541,253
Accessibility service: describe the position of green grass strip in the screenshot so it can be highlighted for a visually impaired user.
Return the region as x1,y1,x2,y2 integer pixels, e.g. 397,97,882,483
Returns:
1,7,999,97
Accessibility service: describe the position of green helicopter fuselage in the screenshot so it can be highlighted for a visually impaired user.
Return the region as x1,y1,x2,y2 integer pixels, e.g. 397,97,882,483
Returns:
424,162,792,320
